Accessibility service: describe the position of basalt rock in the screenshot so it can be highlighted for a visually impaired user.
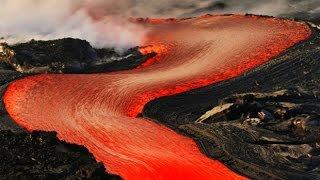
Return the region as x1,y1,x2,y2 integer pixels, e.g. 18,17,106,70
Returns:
0,38,155,74
188,88,320,179
0,130,121,179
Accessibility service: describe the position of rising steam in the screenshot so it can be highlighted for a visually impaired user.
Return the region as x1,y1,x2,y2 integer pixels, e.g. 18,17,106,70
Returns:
0,0,146,52
0,0,319,51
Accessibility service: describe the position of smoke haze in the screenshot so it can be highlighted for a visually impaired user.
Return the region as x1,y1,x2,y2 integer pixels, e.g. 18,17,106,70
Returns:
0,0,146,52
0,0,319,50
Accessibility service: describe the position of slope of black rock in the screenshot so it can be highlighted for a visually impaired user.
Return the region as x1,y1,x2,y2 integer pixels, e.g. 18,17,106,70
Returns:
0,38,155,73
0,131,121,180
143,25,320,179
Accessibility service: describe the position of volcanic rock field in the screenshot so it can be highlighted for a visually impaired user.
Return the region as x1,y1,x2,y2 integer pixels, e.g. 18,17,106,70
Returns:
0,14,319,180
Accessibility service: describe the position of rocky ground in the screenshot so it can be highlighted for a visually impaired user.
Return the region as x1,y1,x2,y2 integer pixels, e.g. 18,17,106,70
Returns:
0,19,319,179
0,38,155,74
143,24,320,179
0,131,121,179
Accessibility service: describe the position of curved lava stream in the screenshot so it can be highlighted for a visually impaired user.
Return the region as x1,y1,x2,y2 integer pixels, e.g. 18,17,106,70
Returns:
4,15,311,179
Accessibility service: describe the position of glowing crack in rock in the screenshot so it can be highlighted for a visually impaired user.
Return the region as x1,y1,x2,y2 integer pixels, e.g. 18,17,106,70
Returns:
4,15,311,179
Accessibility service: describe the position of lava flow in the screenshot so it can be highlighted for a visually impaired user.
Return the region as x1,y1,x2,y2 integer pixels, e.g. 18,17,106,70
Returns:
4,15,311,179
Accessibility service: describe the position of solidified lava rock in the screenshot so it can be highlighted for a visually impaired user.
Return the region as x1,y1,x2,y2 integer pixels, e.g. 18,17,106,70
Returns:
0,131,121,180
188,88,320,179
0,38,155,74
143,26,320,179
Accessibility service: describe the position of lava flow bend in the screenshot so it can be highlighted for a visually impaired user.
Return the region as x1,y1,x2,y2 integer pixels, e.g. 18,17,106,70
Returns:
4,15,311,179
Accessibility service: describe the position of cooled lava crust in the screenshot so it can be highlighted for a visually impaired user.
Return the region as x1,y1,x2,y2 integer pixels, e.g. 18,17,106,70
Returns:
3,15,312,179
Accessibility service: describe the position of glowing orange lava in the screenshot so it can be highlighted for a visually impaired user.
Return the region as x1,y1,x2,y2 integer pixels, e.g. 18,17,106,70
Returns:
136,45,169,69
4,15,311,179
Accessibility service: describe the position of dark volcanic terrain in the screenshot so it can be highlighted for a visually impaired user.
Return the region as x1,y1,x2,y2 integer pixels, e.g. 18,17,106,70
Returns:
0,18,319,179
144,24,320,179
0,131,120,179
0,38,154,74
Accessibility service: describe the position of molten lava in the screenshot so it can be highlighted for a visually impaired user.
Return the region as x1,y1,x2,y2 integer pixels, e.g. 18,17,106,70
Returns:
136,45,169,69
4,15,311,179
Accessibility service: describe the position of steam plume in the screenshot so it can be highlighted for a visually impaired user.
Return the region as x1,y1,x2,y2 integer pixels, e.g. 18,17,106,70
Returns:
0,0,146,52
0,0,319,51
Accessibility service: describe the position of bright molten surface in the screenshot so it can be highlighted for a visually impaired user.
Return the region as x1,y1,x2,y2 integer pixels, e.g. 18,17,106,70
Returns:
4,15,311,179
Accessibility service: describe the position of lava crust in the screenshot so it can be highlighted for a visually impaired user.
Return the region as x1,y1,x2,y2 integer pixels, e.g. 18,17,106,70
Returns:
0,131,120,179
4,15,311,179
0,38,154,74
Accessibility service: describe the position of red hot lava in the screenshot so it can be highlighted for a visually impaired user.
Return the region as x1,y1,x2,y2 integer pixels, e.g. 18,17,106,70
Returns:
4,15,311,179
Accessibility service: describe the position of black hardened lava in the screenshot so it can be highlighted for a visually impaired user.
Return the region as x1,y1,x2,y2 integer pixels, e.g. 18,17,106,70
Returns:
0,38,155,74
143,25,320,179
0,131,121,179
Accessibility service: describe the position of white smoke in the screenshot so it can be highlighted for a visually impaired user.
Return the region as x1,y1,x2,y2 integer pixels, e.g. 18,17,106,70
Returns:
0,0,319,51
0,0,146,52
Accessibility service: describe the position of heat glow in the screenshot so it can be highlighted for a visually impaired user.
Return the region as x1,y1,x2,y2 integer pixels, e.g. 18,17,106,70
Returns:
3,15,311,179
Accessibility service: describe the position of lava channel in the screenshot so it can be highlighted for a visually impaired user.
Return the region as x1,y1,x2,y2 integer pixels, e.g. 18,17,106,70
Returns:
4,15,311,179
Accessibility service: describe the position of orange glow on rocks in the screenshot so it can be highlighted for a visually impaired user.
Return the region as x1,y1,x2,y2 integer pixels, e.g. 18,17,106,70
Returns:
138,45,165,55
137,45,169,68
4,15,311,179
